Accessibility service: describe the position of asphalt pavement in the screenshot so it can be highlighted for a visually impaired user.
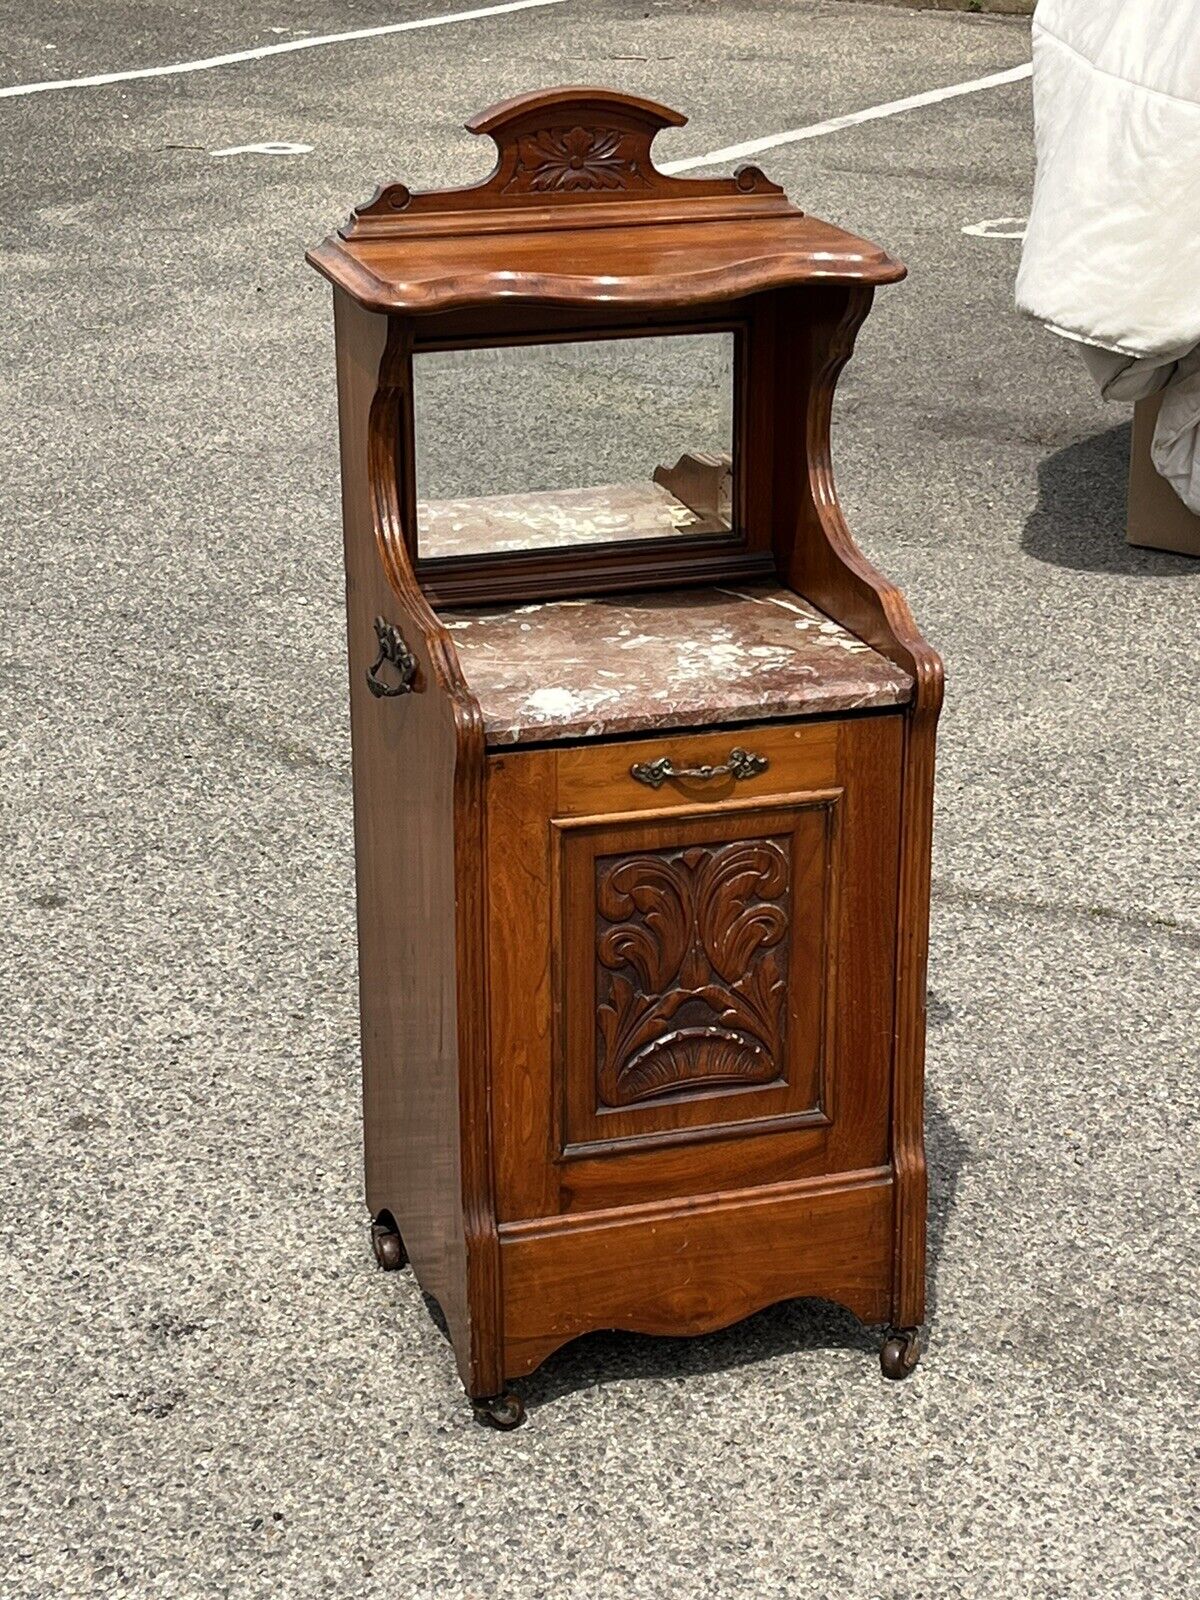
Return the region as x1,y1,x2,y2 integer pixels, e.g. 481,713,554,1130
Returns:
2,3,1197,1596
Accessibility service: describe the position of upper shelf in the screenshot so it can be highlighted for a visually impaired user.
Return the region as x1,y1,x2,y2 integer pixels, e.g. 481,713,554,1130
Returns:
307,87,905,315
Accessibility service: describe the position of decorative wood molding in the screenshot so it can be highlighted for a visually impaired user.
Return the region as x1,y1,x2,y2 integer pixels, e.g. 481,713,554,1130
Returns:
339,86,788,239
778,282,944,1326
594,839,790,1108
503,125,650,195
793,284,945,716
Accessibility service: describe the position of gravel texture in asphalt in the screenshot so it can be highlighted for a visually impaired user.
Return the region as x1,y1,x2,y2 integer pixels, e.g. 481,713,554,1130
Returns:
2,3,1196,1596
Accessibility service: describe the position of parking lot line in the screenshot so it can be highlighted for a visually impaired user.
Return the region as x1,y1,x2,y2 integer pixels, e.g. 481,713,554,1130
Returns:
661,62,1032,172
0,0,569,99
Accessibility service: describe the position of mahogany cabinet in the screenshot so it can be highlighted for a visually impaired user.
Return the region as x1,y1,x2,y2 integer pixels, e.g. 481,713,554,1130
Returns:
308,87,943,1427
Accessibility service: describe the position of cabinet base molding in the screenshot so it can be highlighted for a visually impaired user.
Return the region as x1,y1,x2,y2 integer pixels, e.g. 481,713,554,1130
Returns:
498,1170,893,1379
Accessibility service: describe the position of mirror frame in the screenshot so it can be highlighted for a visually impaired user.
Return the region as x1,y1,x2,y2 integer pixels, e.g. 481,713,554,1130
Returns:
398,297,780,607
411,326,741,566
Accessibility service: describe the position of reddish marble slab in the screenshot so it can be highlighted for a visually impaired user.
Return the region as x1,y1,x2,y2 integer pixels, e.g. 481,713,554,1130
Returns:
417,468,730,559
441,584,914,746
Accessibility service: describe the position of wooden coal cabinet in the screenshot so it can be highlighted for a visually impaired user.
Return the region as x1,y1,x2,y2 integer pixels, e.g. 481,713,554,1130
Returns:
308,87,943,1428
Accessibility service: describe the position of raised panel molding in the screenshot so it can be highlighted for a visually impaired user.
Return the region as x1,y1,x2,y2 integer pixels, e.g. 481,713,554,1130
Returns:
551,787,850,1162
594,838,791,1108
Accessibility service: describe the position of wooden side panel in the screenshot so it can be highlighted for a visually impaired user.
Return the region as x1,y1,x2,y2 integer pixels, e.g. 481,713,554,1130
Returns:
772,284,944,1328
500,1174,894,1378
334,291,474,1375
486,715,903,1223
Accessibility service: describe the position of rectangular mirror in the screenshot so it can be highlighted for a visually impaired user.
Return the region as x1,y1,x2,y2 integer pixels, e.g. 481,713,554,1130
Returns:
412,331,737,562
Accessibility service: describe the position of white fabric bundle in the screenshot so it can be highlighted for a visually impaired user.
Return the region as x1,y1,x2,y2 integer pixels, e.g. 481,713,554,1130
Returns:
1016,0,1200,511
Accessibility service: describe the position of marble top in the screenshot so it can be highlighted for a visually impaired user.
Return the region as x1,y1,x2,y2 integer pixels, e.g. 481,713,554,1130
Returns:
441,585,913,746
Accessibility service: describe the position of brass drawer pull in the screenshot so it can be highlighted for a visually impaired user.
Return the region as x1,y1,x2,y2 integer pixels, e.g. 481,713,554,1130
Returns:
630,746,769,790
366,616,417,698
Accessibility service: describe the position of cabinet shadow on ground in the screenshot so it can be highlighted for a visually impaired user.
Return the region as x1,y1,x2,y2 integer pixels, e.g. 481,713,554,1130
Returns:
441,1088,970,1416
1022,420,1197,575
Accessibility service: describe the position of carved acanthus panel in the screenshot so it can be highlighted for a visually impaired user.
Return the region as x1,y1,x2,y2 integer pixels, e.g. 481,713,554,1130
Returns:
595,839,791,1108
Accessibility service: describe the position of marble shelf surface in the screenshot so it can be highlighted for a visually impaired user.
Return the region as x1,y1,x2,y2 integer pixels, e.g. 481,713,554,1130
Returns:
417,470,730,559
440,583,914,746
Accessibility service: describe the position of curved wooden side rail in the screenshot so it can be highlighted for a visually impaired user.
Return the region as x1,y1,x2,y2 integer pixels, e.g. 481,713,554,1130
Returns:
365,318,477,704
777,282,944,1330
783,284,944,709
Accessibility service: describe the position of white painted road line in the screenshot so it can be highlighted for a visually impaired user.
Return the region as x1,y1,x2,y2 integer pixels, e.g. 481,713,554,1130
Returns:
660,62,1033,173
962,216,1028,239
0,0,568,99
211,141,314,157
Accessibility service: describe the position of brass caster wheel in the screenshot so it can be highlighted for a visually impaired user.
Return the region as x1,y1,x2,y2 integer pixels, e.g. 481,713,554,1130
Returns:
370,1218,406,1271
472,1391,526,1431
880,1327,923,1380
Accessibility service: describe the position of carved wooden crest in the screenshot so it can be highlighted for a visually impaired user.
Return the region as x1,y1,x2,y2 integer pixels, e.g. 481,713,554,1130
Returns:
340,86,787,238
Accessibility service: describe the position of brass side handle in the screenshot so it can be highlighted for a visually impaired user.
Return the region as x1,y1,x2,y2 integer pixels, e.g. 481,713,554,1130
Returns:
630,747,769,790
366,616,417,698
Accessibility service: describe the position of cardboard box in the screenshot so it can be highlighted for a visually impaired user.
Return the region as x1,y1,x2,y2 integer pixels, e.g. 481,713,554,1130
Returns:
1127,392,1200,557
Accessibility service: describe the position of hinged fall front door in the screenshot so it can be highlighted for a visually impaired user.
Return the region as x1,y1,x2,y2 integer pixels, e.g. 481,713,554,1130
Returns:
486,716,904,1222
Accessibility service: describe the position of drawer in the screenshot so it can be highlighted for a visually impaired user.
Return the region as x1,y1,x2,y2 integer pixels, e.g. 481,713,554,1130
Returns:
549,719,843,816
485,714,904,1221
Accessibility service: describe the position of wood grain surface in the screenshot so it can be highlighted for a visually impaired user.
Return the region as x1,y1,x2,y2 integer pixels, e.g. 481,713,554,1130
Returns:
316,87,941,1400
499,1171,894,1378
